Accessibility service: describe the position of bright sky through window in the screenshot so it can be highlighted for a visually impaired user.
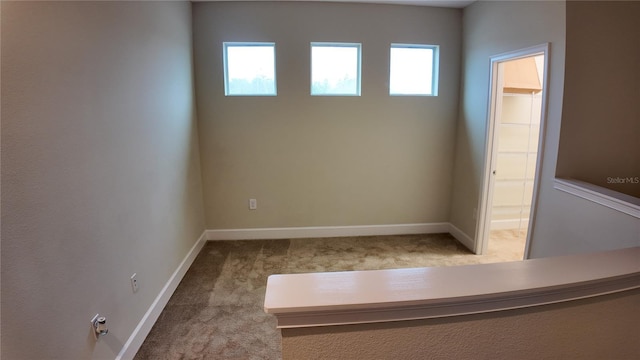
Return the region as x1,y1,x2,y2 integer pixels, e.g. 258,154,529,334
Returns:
224,43,276,96
389,45,437,95
311,43,361,95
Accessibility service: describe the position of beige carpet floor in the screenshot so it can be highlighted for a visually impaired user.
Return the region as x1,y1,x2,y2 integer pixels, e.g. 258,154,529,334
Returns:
134,232,526,359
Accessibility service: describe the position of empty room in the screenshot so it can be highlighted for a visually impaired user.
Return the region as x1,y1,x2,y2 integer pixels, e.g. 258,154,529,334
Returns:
1,1,638,359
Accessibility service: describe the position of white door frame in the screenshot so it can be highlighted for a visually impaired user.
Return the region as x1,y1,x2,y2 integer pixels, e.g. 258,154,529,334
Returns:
475,43,551,258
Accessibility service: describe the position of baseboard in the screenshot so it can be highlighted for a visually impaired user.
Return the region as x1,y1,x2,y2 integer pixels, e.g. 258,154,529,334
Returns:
491,218,530,230
206,223,450,241
117,223,476,357
116,230,207,360
448,223,475,253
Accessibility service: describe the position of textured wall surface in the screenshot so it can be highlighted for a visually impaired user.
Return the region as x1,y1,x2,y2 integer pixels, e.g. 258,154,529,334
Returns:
282,289,640,359
193,1,461,229
1,2,205,358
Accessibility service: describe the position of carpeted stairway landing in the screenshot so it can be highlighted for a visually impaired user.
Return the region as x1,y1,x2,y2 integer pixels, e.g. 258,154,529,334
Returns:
134,233,524,359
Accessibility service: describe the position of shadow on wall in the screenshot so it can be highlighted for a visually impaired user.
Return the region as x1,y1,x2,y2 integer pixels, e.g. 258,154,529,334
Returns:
556,1,640,198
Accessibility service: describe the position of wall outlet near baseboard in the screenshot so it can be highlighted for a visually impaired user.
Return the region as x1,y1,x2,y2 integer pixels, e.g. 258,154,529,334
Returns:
130,273,139,293
249,198,257,210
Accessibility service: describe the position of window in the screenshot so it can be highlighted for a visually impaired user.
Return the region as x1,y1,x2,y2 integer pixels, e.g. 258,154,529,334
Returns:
223,42,276,96
389,44,439,96
311,43,361,96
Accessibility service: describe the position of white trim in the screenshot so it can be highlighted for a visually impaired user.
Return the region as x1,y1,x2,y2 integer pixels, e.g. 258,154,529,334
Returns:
389,43,439,96
477,43,550,259
206,223,450,241
265,247,640,328
447,223,475,253
223,42,277,97
207,223,479,255
554,178,640,218
116,230,207,360
272,275,639,328
310,42,362,96
490,218,530,230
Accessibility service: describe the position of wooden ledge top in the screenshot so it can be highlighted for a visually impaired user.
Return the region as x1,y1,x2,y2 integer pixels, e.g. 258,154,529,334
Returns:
264,247,640,328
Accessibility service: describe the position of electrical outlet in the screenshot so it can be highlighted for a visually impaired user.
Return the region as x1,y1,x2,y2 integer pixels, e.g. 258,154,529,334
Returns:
130,273,139,293
91,314,108,339
249,198,257,210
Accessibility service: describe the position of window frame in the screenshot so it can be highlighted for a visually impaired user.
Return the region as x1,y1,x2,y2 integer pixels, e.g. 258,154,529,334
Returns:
389,43,439,96
310,42,362,96
223,42,277,96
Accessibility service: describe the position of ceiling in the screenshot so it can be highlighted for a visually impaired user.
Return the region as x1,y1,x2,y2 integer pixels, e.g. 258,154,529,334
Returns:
194,0,476,9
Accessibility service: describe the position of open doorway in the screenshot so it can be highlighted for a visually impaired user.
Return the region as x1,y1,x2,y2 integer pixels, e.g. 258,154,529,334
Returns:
476,44,549,260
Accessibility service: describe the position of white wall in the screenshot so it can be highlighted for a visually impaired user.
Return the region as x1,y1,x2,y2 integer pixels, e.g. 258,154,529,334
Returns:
1,2,205,359
193,1,462,229
449,0,566,248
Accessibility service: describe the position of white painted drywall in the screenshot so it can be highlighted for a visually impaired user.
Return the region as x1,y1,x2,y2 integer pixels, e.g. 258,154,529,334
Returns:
1,2,205,358
192,1,462,229
449,0,566,247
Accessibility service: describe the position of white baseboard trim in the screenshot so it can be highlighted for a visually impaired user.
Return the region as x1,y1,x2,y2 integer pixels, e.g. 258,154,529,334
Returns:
491,218,530,230
448,223,475,253
206,223,451,241
116,223,478,357
116,230,207,360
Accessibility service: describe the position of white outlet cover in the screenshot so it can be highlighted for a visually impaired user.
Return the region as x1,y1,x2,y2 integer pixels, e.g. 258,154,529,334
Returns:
130,273,139,293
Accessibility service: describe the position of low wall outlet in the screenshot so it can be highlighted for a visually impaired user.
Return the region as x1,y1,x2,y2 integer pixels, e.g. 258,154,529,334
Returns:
130,273,139,293
249,199,257,210
91,314,108,339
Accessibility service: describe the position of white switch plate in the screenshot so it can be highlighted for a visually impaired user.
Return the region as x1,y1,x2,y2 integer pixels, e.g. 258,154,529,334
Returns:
249,198,257,210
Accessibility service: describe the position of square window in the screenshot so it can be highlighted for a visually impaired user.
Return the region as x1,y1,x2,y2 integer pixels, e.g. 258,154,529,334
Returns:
224,42,276,96
389,44,439,96
311,43,361,96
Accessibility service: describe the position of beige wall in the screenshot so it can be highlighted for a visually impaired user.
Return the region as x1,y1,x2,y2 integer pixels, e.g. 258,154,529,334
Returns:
556,1,639,198
530,1,640,258
449,0,638,258
193,1,461,229
449,0,566,243
282,289,640,359
1,2,205,359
